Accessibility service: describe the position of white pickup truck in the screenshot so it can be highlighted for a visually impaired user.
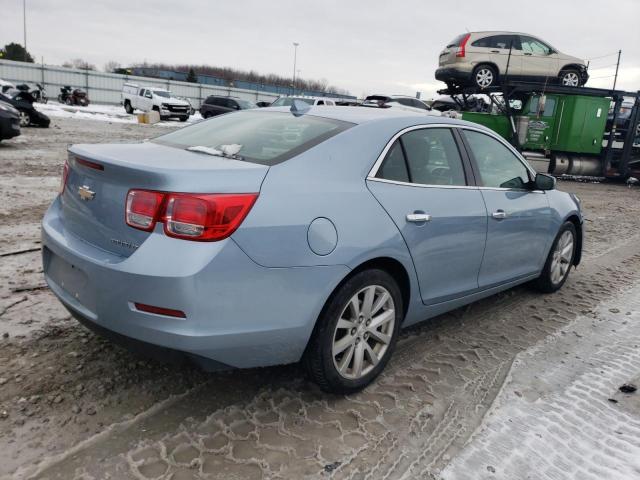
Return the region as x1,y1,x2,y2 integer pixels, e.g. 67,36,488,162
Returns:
121,83,191,121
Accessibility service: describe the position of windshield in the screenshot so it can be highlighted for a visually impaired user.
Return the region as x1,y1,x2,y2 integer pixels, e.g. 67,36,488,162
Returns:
271,97,315,107
153,90,171,98
236,99,257,109
153,110,353,166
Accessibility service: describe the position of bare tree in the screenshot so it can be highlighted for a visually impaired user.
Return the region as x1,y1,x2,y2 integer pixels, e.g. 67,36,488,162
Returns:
103,60,121,73
62,58,96,70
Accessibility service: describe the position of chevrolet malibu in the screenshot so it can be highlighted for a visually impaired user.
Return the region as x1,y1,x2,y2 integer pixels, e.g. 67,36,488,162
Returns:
42,106,583,393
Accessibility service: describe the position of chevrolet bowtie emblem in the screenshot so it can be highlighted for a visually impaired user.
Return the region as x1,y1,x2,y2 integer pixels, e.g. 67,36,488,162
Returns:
78,185,96,201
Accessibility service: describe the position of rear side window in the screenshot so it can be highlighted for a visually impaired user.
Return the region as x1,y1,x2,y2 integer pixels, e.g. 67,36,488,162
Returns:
471,35,516,49
463,130,530,189
402,129,466,186
153,111,353,166
376,128,466,186
376,141,409,182
447,34,467,48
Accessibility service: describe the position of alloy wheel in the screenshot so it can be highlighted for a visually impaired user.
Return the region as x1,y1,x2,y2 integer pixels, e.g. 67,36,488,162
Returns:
475,68,494,88
332,285,395,380
19,111,30,127
550,230,574,284
562,72,580,86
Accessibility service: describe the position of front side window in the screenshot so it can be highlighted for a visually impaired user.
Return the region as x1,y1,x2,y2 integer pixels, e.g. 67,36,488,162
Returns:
153,111,353,166
464,130,530,189
520,36,551,55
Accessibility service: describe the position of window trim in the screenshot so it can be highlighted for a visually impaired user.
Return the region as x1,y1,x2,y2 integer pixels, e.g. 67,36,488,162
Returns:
367,123,541,193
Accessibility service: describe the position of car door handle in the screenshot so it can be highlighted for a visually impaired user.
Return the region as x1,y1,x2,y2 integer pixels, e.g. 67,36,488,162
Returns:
406,213,432,223
491,210,508,220
491,50,500,53
524,52,532,56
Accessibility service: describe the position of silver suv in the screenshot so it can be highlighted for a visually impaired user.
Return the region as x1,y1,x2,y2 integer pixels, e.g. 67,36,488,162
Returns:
436,31,588,89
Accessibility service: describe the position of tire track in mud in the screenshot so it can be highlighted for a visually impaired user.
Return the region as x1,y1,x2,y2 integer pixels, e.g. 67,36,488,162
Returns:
28,244,640,480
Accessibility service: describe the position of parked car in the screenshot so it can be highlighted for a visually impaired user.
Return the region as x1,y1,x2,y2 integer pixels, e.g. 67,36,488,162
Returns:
361,95,433,114
16,82,48,103
121,83,190,121
271,96,337,107
0,91,50,128
0,100,21,142
436,31,589,89
0,78,15,94
43,106,582,393
199,96,257,118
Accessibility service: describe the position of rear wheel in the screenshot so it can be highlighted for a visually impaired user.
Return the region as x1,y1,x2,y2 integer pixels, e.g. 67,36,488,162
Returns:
533,222,576,293
304,269,403,394
19,111,30,127
473,65,498,89
560,69,581,87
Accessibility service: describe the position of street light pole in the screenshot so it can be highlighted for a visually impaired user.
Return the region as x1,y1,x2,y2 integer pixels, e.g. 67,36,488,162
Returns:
23,0,27,61
292,42,299,95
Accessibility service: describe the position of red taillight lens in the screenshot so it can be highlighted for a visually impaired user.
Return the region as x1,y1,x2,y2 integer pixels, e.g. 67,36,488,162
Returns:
134,302,186,318
59,161,70,194
163,193,258,241
126,190,165,231
455,33,471,58
125,190,258,241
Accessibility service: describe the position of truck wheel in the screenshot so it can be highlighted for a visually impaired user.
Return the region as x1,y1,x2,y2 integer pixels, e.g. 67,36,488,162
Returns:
179,115,188,122
473,65,498,89
304,269,403,394
560,70,581,87
533,222,576,293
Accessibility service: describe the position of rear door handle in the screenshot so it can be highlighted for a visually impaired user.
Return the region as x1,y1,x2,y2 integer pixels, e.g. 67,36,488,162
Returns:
406,213,432,223
490,50,500,53
491,210,507,220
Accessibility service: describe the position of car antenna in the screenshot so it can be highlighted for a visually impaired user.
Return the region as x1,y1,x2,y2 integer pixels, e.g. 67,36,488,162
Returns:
290,99,311,117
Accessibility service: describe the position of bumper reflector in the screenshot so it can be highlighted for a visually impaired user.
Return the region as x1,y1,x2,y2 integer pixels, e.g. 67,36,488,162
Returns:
134,302,186,318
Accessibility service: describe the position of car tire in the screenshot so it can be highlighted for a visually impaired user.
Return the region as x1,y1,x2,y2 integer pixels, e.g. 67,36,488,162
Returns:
124,101,133,114
533,221,577,293
559,69,581,87
473,64,498,89
179,115,188,122
304,269,403,394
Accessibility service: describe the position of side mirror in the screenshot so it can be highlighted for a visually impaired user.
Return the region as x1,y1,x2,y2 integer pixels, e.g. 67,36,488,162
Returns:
534,173,556,190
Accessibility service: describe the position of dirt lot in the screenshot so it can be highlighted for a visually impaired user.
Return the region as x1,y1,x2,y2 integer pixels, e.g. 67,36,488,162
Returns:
1,117,640,480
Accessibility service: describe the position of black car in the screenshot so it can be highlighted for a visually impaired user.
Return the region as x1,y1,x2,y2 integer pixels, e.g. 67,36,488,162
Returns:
199,96,257,118
0,100,21,142
0,91,50,128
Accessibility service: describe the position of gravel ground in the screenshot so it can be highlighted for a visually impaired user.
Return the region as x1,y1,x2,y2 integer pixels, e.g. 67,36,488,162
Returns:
1,117,640,479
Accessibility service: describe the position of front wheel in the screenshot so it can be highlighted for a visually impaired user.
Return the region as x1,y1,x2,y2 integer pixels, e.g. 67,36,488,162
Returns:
19,111,30,127
179,115,188,122
304,269,403,394
533,222,576,293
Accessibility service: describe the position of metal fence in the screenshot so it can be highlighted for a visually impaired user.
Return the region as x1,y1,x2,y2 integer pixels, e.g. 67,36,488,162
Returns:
0,59,281,107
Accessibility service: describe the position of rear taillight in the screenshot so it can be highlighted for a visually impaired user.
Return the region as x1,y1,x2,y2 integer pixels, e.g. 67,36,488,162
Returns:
126,190,164,231
455,33,471,58
59,161,70,194
125,190,258,241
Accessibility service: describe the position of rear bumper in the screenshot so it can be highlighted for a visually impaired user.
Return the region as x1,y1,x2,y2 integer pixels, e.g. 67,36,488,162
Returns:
435,67,472,85
42,197,350,368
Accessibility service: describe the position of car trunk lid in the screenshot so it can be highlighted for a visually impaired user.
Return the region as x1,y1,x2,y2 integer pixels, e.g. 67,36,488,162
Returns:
61,142,268,257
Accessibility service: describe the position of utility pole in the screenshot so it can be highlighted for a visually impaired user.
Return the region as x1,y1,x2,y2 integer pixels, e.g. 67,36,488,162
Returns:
291,42,299,95
612,50,621,90
23,0,27,61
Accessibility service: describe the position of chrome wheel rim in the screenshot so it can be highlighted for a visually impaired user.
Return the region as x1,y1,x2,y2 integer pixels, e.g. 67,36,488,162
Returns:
550,230,574,284
476,69,494,88
19,111,29,127
562,72,580,86
332,285,395,380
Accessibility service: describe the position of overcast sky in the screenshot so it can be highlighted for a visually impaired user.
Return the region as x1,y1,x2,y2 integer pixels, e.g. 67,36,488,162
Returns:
1,0,638,99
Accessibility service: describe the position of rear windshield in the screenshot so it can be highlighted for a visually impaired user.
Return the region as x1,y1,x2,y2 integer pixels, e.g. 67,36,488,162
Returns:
271,97,315,107
153,110,353,166
447,34,467,48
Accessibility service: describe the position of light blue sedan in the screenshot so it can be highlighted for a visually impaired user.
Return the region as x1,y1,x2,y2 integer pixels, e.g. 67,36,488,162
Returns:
42,106,583,393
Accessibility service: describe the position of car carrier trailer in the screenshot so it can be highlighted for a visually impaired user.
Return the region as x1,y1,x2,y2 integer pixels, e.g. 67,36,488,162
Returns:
438,81,640,179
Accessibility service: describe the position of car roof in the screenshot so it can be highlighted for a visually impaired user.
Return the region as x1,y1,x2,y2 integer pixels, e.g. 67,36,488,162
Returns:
262,105,469,127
